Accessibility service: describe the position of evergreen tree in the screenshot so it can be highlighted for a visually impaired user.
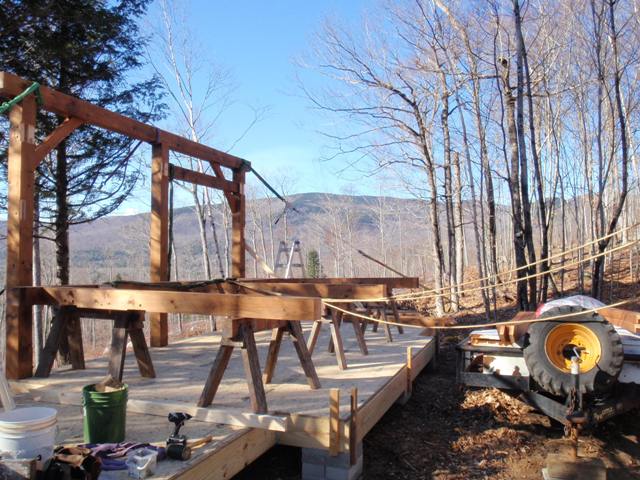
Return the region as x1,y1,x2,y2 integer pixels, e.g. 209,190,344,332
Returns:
0,0,165,286
307,249,322,278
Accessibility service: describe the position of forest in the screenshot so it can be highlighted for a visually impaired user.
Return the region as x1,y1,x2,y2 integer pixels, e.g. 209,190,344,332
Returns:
0,0,638,358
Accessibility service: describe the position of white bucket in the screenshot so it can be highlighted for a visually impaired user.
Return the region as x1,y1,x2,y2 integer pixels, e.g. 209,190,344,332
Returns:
0,407,57,460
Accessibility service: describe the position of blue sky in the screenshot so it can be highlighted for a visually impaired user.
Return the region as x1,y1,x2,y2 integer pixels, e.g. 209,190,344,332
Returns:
117,0,384,214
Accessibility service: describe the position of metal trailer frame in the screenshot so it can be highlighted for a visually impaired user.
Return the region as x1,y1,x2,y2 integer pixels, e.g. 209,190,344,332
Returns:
456,337,640,428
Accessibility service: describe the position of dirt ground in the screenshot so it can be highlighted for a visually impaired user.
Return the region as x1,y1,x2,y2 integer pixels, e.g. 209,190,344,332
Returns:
235,334,640,479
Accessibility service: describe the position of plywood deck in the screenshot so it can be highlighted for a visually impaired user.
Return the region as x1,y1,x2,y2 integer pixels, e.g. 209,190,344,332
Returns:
11,322,435,479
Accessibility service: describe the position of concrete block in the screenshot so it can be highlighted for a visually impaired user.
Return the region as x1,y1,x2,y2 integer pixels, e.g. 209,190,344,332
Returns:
302,447,329,465
302,461,326,480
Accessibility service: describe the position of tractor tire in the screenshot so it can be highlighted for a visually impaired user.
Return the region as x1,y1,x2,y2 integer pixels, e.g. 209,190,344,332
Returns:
523,306,623,396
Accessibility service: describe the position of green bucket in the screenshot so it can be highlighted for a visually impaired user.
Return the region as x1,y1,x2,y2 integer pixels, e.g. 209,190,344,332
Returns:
82,384,128,443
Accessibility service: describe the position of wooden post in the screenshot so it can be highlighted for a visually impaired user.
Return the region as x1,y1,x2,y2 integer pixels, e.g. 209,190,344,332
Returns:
149,143,169,347
329,388,340,456
230,167,246,278
349,388,358,465
5,96,36,379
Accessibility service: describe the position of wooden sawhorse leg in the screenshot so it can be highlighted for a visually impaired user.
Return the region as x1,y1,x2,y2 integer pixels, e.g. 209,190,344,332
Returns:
199,322,268,413
307,313,348,370
263,321,321,389
35,306,84,377
389,300,404,334
109,311,156,382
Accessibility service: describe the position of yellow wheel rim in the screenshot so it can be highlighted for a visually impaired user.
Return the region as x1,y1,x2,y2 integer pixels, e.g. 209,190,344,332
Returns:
544,323,602,373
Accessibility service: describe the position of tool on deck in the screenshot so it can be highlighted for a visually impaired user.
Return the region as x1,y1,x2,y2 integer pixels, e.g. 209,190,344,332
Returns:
165,412,193,461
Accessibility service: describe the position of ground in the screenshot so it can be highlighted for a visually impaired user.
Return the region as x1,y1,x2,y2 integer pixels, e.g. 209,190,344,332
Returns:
235,322,640,479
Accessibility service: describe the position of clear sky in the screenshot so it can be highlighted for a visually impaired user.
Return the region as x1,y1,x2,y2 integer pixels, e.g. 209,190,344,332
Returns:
123,0,384,214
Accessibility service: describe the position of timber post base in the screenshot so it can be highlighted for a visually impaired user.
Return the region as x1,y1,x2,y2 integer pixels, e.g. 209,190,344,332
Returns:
199,318,321,414
35,308,155,381
307,307,369,371
263,321,321,389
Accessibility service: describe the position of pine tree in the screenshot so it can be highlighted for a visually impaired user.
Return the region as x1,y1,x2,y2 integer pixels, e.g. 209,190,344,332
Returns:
0,0,165,362
0,0,164,285
307,249,322,278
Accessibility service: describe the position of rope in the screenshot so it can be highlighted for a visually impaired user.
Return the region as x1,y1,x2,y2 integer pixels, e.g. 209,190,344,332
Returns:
323,238,639,303
322,298,635,331
0,82,42,114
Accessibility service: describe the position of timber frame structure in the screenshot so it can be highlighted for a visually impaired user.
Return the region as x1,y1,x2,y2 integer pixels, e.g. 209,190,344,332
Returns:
1,72,440,480
0,72,420,387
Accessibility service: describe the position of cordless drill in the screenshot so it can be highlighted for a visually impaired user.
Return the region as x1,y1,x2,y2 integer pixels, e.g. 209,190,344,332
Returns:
166,412,193,460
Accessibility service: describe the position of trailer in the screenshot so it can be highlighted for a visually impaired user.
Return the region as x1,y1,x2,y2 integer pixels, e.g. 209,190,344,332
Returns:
456,305,640,434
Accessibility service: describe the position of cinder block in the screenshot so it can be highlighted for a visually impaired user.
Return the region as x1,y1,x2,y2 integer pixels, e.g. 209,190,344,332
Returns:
302,447,329,465
301,444,363,480
302,461,326,480
324,451,352,468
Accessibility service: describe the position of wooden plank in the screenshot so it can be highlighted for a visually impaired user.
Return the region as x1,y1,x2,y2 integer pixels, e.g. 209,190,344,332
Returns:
306,320,322,355
5,95,36,380
14,384,289,432
150,142,169,347
240,277,419,289
66,308,85,370
329,311,347,370
239,323,268,414
33,117,83,166
380,308,393,342
128,312,155,378
288,321,321,389
198,344,234,408
406,346,413,396
329,388,340,455
349,388,358,466
108,315,129,382
599,307,640,332
22,287,323,321
34,307,68,378
262,327,284,384
390,298,404,334
0,71,247,170
230,168,246,278
170,164,239,193
348,311,368,355
170,428,276,480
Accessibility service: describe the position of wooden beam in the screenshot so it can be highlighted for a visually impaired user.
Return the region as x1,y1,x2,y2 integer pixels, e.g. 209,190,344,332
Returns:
21,287,323,320
240,277,420,290
150,143,169,347
33,117,83,167
599,307,640,333
5,95,36,380
170,164,239,193
14,383,289,432
230,168,246,278
0,71,248,170
239,282,386,300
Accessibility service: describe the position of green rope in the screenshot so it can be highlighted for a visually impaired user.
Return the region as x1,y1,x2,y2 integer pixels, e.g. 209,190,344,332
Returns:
0,82,42,114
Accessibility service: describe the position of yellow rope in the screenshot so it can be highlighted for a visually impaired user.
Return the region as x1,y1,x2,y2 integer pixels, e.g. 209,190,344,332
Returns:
323,298,635,331
323,238,638,303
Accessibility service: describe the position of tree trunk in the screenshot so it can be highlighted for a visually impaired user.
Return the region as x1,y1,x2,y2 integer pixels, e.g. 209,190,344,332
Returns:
513,0,537,308
500,58,529,310
55,139,71,364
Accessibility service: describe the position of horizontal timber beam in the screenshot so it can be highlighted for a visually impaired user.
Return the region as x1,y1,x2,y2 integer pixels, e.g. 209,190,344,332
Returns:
19,286,322,320
240,277,420,290
239,282,387,299
170,164,239,193
0,71,248,170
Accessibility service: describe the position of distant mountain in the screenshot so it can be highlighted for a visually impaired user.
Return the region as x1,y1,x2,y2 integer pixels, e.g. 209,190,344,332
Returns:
0,192,506,285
